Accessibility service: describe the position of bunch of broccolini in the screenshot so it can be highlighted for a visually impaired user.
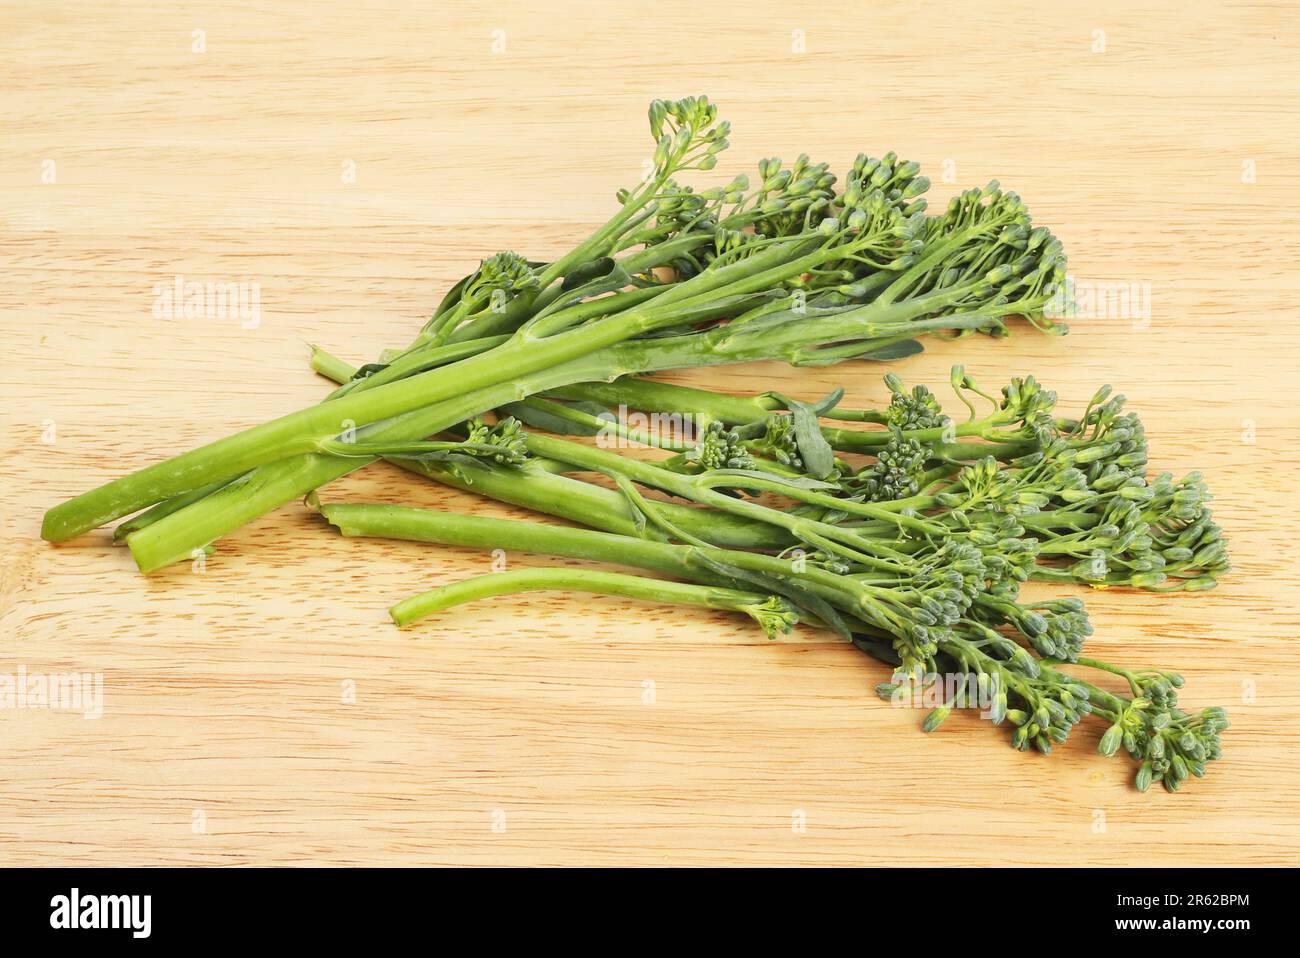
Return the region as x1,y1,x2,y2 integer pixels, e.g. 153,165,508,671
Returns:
40,96,1228,792
44,95,1068,570
303,347,1228,792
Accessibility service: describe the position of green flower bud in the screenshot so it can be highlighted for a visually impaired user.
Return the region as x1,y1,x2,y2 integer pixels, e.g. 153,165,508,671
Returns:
1171,754,1189,782
1135,762,1153,792
990,691,1008,725
648,99,668,139
1098,723,1124,757
1130,572,1167,589
922,706,951,733
903,176,930,199
653,133,673,169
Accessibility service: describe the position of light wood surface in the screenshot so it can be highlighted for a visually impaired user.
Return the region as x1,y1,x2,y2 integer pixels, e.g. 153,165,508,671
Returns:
3,0,1299,867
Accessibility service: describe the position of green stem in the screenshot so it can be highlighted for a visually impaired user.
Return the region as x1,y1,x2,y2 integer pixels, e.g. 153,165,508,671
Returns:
514,397,692,451
522,432,936,548
552,376,1016,455
324,335,511,399
44,237,826,543
110,478,235,543
317,501,860,617
121,292,992,572
393,456,790,550
389,567,775,629
308,345,357,384
313,352,792,550
548,378,784,424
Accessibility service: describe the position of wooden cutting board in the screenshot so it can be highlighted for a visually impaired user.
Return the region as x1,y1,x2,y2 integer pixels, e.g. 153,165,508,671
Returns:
3,0,1298,866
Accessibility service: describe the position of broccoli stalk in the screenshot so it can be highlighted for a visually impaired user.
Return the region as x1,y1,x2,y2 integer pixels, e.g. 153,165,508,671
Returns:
314,499,1227,793
45,97,1067,576
388,566,798,638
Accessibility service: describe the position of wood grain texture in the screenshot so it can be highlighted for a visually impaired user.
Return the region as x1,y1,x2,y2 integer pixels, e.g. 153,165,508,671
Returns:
2,0,1299,866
